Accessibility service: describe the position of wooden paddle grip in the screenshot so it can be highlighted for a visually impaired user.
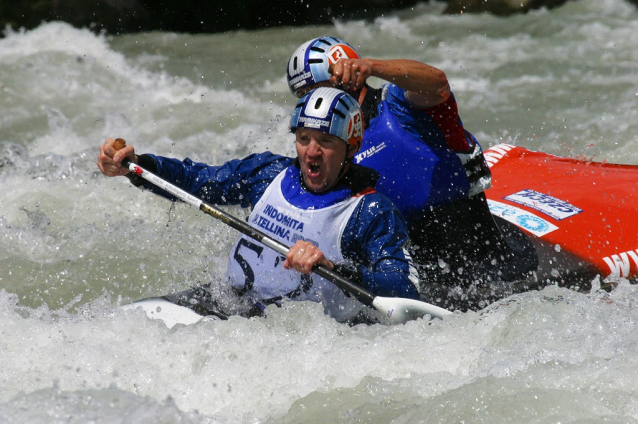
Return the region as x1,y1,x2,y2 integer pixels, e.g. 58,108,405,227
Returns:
113,138,126,151
112,138,133,169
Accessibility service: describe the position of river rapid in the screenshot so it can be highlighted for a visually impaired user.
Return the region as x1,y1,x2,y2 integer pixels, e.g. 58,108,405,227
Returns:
1,0,638,422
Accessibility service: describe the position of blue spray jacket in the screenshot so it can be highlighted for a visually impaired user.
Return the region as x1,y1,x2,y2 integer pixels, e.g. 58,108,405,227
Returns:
133,151,420,300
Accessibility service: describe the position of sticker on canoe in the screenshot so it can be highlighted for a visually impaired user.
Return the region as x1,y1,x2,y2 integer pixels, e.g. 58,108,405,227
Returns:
503,189,582,221
487,199,558,237
602,248,638,279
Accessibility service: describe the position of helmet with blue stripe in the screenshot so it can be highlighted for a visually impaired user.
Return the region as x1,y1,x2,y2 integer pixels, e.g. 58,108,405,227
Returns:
290,87,364,149
287,37,361,98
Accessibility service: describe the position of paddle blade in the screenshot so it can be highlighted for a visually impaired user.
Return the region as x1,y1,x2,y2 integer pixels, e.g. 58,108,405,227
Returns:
122,297,204,328
372,296,452,324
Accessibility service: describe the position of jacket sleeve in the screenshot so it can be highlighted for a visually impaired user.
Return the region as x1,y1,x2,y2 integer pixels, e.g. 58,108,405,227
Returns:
340,194,421,300
384,84,473,152
135,152,292,208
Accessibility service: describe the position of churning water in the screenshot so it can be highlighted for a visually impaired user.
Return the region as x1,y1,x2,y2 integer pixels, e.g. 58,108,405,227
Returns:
1,0,638,422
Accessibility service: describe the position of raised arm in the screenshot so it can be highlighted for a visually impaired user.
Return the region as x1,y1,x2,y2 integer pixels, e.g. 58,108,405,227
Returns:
330,58,450,108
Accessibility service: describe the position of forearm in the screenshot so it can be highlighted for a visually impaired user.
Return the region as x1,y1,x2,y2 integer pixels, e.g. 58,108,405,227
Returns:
367,58,450,107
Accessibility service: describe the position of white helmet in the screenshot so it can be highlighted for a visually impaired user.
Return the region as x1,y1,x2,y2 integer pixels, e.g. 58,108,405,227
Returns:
290,87,364,148
286,37,360,98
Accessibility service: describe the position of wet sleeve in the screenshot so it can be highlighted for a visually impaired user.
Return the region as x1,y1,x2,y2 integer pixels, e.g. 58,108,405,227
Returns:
137,152,292,208
385,84,471,152
340,194,420,300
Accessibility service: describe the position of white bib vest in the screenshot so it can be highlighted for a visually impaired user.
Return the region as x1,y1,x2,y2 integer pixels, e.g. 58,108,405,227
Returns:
227,168,366,319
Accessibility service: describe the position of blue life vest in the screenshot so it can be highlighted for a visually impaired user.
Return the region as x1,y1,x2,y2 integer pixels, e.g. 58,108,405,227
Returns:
354,97,471,222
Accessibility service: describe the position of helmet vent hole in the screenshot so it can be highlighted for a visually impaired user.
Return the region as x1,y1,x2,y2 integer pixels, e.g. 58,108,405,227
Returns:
293,57,298,70
314,98,323,109
333,109,346,119
310,47,326,53
308,59,323,64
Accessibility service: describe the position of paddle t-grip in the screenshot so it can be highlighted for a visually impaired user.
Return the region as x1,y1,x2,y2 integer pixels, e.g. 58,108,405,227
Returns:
113,138,126,151
112,138,132,168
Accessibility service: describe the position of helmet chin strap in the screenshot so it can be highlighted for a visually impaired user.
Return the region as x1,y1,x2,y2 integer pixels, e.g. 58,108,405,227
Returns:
335,142,360,183
335,149,351,182
356,86,368,106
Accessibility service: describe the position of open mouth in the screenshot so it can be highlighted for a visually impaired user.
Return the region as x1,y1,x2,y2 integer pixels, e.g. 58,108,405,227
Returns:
308,162,321,177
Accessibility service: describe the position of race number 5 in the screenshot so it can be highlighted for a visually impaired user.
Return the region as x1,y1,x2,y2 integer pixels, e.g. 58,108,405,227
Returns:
233,239,264,295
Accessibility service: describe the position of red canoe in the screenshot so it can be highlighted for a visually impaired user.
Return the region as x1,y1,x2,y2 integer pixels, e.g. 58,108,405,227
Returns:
484,144,638,283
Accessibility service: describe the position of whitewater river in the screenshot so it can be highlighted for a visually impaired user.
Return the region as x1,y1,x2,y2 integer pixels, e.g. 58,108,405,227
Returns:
1,0,638,422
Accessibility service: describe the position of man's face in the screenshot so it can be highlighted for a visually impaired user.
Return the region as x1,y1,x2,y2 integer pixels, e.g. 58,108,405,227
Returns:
295,128,353,193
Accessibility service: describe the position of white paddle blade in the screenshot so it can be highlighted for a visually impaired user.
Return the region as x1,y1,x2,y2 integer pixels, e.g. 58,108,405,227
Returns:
372,296,452,324
122,297,204,328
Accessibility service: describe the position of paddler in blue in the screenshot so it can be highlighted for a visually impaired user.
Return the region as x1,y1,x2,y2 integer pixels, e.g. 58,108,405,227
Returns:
287,37,538,310
97,88,420,322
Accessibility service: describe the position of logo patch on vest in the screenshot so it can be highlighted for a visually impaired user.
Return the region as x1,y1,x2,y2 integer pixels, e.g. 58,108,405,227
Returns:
251,204,306,242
